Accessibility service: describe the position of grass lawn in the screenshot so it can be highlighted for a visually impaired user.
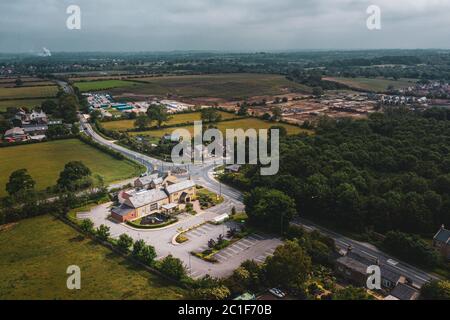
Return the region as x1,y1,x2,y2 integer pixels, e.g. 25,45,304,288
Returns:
113,73,311,100
74,80,141,92
0,215,186,299
0,98,54,112
0,139,143,197
102,111,239,131
130,118,310,138
0,86,58,100
324,77,416,92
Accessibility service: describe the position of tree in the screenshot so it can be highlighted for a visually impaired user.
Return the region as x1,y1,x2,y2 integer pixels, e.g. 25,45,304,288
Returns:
41,100,58,115
237,103,249,116
134,114,150,130
57,161,92,191
159,255,186,280
420,280,450,300
89,110,102,123
96,224,110,241
332,286,373,300
132,239,146,257
140,245,157,265
6,169,35,196
147,105,170,128
192,286,230,300
80,219,94,234
265,240,312,292
201,108,222,123
117,234,133,251
57,94,79,124
0,117,11,134
312,86,324,97
47,124,70,138
208,238,216,249
270,106,282,121
15,78,23,86
244,187,296,234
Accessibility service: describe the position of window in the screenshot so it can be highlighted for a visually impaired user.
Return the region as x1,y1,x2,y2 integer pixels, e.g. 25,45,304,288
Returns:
150,203,158,211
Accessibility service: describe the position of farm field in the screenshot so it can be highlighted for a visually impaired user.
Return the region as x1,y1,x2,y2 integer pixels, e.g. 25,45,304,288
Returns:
0,85,58,100
0,98,53,112
74,80,141,92
111,73,312,100
324,77,416,92
0,139,143,197
129,117,310,138
0,214,186,300
102,111,240,131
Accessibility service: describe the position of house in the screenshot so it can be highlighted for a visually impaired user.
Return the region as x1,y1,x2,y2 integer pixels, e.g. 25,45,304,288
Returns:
335,246,407,291
165,179,196,203
433,225,450,260
3,127,30,142
30,110,48,124
22,124,48,136
133,171,177,190
112,179,196,223
389,283,420,300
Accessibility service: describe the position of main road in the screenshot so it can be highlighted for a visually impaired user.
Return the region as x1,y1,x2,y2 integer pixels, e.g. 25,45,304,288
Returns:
79,117,438,288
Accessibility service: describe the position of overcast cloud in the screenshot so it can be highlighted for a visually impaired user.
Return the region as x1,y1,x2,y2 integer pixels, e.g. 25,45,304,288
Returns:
0,0,449,52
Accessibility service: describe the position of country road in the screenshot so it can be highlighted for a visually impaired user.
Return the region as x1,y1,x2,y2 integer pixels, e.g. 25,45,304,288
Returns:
79,116,438,288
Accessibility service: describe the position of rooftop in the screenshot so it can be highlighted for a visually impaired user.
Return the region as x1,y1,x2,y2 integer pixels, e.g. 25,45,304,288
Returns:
390,283,420,300
434,225,450,244
125,189,168,208
165,180,195,194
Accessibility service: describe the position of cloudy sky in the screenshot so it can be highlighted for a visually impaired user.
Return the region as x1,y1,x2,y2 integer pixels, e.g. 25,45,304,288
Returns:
0,0,449,52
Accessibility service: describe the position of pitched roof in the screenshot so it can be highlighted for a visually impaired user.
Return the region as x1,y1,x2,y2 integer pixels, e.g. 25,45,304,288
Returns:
165,180,195,194
4,127,25,136
390,283,420,300
125,189,168,208
135,173,159,186
433,226,450,244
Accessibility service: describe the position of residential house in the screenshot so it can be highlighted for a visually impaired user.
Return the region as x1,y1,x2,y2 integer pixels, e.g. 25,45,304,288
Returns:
335,246,409,292
3,127,29,143
133,171,177,190
112,179,196,223
30,110,48,124
433,225,450,260
389,283,420,300
22,124,48,136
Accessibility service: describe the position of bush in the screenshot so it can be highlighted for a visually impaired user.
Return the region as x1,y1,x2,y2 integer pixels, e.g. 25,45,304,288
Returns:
159,255,187,280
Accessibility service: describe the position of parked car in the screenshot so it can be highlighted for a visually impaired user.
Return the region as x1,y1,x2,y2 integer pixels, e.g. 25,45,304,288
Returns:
269,288,286,299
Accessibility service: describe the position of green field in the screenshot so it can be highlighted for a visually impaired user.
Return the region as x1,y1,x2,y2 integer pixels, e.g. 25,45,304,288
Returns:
102,111,240,131
0,85,58,100
0,98,54,112
0,139,143,197
0,214,186,300
130,118,309,138
324,77,416,92
111,73,311,100
74,80,141,92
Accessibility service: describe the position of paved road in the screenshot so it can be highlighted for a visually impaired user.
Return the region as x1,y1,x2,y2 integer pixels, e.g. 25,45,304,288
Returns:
80,117,438,287
293,217,438,288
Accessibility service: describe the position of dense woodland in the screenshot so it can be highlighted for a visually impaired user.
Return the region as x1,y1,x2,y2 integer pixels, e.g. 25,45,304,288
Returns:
224,108,450,237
